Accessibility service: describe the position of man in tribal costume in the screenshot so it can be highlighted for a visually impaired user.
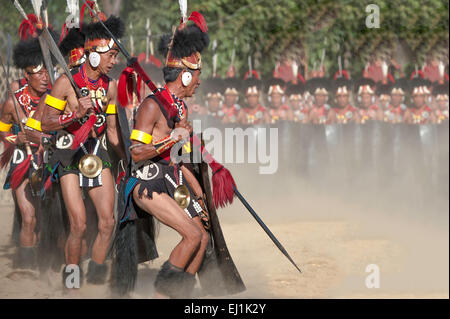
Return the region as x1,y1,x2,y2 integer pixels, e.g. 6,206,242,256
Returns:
236,78,266,125
202,77,225,124
40,15,125,286
264,77,293,123
0,35,51,269
307,77,336,125
432,83,449,124
116,11,210,299
354,77,383,123
286,82,309,123
404,77,436,124
221,77,241,124
332,77,359,124
382,79,408,124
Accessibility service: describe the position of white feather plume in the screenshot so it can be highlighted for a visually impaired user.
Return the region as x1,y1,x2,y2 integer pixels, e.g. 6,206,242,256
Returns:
179,0,188,23
439,61,445,79
292,60,298,79
338,55,342,77
381,60,388,79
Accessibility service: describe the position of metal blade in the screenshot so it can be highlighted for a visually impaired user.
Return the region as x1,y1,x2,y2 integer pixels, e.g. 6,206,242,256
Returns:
37,35,55,85
40,28,81,97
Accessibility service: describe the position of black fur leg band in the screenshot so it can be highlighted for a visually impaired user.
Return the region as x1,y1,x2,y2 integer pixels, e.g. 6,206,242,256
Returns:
154,260,196,299
13,246,37,270
86,260,108,285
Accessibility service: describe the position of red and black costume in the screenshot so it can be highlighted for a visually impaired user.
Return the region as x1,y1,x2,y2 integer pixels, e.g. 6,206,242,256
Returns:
222,77,241,123
332,77,357,124
241,77,265,125
306,77,332,124
47,63,114,187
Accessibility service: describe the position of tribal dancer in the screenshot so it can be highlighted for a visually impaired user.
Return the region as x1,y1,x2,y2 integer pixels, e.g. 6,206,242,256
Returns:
221,78,241,124
382,79,408,124
29,24,88,273
203,77,225,124
307,77,336,124
115,10,210,299
264,77,293,123
404,77,436,124
432,83,449,123
0,35,50,269
237,78,266,125
40,15,125,286
332,77,359,124
354,78,383,123
286,83,309,123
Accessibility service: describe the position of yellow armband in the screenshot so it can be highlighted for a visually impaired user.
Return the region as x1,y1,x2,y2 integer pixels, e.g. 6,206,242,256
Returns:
130,129,152,144
0,120,13,132
106,104,117,115
182,142,191,154
45,94,67,111
25,117,42,132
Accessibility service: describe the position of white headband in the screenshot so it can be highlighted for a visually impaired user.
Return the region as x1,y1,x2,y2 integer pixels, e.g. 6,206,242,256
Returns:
246,86,259,95
268,85,285,95
358,85,374,95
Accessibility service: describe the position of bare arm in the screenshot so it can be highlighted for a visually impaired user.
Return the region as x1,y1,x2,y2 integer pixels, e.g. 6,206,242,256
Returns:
105,80,125,160
130,98,163,163
41,75,91,132
25,95,52,145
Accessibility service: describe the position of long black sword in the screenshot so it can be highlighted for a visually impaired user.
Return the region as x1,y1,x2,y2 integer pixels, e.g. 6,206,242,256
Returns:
82,0,302,274
233,186,302,273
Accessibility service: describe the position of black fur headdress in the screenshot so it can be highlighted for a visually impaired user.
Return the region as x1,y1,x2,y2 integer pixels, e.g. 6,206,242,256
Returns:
158,25,209,60
59,27,86,57
158,12,209,70
306,77,331,95
286,83,305,96
332,77,352,94
242,78,262,95
264,77,287,94
202,77,224,96
223,77,241,94
353,77,376,95
13,37,44,70
83,15,125,41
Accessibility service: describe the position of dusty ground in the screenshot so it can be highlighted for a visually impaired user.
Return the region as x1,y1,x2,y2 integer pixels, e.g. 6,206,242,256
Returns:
0,162,448,299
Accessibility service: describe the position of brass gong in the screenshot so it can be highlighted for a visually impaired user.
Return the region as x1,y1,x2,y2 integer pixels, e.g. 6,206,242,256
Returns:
30,168,42,190
78,154,103,178
173,184,191,209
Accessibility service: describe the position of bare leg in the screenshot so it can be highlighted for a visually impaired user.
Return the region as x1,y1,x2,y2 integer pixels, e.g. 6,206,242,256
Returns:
14,179,37,247
184,216,209,275
86,169,116,264
60,174,86,265
133,187,203,270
